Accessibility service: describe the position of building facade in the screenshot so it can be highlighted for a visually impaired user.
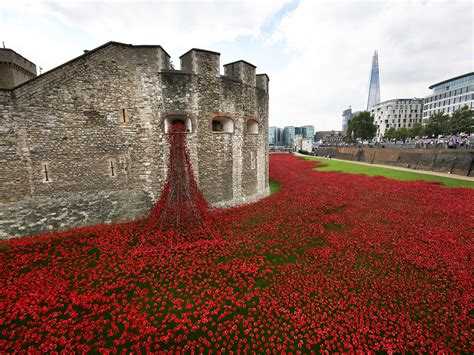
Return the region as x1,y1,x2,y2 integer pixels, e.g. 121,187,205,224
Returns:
0,41,270,238
422,72,474,124
371,98,424,140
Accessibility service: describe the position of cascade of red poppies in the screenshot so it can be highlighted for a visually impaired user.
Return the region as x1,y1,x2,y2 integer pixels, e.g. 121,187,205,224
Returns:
146,123,215,243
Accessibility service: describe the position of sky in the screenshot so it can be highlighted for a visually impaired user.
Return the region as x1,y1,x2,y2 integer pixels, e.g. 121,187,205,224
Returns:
1,0,473,131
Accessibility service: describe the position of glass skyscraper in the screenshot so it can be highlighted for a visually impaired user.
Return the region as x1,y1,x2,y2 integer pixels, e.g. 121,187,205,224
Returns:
367,50,381,110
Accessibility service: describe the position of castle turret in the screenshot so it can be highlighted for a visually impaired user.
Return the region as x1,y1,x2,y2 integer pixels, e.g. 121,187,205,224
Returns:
0,48,37,89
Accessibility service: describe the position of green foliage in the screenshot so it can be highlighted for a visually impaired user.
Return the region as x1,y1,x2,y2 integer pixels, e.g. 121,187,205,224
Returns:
424,106,473,137
407,123,424,138
385,106,473,139
448,106,474,133
347,111,376,140
269,180,280,195
425,112,449,137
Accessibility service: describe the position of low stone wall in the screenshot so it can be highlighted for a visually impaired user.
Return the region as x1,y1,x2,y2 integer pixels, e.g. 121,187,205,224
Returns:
313,147,474,177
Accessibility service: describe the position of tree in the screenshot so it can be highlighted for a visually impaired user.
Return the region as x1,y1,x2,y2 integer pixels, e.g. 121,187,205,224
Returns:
384,127,397,140
407,123,424,138
396,127,408,141
448,105,473,134
424,112,449,137
347,111,376,140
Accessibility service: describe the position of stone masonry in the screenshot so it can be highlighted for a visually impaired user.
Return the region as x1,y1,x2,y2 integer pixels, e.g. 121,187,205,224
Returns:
0,42,270,238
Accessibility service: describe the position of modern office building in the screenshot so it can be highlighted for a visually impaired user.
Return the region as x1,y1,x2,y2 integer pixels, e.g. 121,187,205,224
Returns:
283,126,296,146
342,107,353,133
269,126,284,146
422,72,474,124
301,125,315,139
371,98,424,140
367,50,381,110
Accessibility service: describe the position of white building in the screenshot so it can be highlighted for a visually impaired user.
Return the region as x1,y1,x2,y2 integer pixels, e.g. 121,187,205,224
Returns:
293,134,313,152
371,98,424,140
422,72,474,124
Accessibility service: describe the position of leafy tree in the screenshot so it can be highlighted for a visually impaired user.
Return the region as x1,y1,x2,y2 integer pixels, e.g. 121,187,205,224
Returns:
347,111,376,140
448,105,473,134
396,127,408,141
424,112,449,137
407,123,424,138
384,127,397,140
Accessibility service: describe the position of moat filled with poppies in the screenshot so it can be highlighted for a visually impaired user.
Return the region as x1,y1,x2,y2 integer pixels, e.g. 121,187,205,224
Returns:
1,154,472,353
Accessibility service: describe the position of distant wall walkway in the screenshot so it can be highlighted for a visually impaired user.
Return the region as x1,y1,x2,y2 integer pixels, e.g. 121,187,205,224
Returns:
313,147,474,177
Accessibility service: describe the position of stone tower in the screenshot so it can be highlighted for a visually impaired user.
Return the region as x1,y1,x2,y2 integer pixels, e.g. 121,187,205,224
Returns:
0,48,37,89
0,42,269,238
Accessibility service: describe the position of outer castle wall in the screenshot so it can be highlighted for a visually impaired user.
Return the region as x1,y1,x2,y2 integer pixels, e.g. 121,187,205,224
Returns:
0,42,269,238
313,147,474,176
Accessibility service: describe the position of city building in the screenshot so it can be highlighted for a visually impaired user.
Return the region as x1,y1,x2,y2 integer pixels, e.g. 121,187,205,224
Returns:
422,72,474,124
342,107,352,133
367,50,381,110
293,134,313,152
371,98,424,140
315,130,344,144
283,126,296,146
269,126,284,146
301,125,315,139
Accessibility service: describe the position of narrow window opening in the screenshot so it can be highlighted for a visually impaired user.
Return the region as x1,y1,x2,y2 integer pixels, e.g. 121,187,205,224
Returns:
250,152,256,170
44,165,49,181
42,164,50,183
110,161,115,177
119,107,128,124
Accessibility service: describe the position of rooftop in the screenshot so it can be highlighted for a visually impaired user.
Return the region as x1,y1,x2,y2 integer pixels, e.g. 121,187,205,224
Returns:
428,72,474,89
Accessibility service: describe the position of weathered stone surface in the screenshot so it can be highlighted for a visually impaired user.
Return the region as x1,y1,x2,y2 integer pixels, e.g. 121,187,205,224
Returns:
0,42,269,238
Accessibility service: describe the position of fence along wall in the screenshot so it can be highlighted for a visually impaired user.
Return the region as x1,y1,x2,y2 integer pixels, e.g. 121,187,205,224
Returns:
0,42,269,238
313,147,474,176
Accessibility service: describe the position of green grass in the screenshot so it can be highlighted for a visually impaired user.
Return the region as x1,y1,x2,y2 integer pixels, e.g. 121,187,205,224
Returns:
305,156,474,188
269,180,281,194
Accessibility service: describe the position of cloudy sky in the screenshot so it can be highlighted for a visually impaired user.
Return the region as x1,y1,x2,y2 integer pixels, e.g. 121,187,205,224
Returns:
1,0,472,130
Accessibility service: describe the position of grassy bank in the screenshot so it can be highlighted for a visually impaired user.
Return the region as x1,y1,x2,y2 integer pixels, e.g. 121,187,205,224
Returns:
305,156,474,188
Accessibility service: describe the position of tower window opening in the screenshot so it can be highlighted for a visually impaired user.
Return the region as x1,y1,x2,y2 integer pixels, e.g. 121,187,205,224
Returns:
164,116,192,133
246,119,259,134
211,117,234,133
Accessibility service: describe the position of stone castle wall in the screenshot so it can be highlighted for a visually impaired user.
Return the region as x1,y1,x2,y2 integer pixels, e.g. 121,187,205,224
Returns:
0,42,269,238
313,147,474,176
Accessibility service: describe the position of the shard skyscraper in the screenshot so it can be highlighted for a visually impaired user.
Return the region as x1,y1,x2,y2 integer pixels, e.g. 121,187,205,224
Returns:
366,50,381,110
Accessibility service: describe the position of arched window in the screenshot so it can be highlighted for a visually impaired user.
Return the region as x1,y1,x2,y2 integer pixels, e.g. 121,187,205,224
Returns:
211,117,234,133
246,119,259,134
164,115,192,133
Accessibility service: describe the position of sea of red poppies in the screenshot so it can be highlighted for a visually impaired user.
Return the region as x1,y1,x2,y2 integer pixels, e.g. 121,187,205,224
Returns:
1,154,472,353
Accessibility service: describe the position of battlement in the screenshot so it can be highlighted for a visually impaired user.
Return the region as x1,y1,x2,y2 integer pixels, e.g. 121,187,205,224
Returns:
179,48,221,76
0,48,37,89
177,48,267,90
224,60,256,86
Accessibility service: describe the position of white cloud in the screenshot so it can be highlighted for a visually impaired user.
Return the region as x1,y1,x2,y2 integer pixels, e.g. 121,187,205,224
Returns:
269,0,473,130
0,0,289,70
